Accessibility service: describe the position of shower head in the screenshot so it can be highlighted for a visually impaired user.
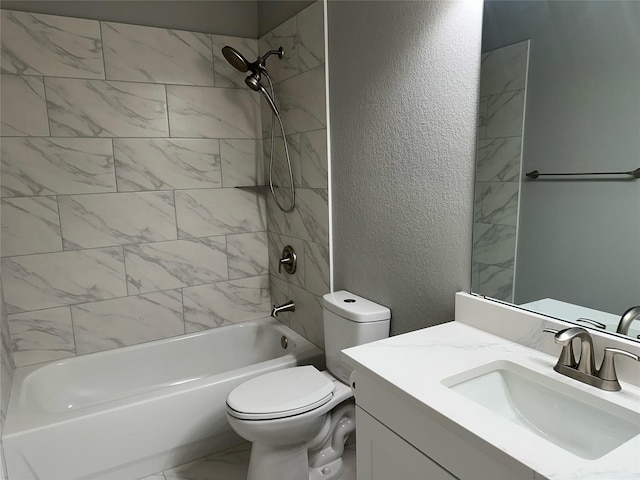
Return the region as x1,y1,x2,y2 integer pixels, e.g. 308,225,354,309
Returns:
221,46,285,75
221,46,284,117
245,72,262,92
246,72,280,116
222,46,250,73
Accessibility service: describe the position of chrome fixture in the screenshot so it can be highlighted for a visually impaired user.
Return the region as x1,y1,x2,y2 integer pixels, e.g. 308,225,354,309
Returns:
221,45,295,213
271,300,295,317
278,245,297,274
575,317,606,329
544,327,640,391
616,306,640,336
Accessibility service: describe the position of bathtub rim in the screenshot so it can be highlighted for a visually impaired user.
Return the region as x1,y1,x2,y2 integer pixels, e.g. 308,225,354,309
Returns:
3,317,324,437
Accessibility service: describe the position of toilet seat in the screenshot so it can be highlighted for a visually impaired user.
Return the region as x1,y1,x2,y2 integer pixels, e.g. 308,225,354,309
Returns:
227,366,335,420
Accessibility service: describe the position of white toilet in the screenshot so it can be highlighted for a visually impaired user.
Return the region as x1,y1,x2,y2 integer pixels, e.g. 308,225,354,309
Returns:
226,290,390,480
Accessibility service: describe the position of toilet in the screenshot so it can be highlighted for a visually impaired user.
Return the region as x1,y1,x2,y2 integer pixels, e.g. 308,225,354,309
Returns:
226,290,391,480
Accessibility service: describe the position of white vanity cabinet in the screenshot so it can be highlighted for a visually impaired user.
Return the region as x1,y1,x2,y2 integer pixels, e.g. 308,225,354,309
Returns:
356,407,455,480
349,369,531,480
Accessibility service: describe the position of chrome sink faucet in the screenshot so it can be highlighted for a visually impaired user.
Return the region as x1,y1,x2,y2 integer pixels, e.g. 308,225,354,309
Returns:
544,327,639,391
616,305,640,336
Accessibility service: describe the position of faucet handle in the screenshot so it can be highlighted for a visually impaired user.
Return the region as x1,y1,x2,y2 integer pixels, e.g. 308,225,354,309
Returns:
597,347,640,391
278,245,297,274
543,328,576,367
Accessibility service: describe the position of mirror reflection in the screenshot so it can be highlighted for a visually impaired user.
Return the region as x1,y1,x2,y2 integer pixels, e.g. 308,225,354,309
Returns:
472,1,640,341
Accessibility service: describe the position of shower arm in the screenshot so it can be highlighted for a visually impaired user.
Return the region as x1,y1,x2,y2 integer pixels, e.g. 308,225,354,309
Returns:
258,48,284,67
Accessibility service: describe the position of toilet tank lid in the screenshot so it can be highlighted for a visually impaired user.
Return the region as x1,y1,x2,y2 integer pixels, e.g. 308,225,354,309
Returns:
323,290,391,323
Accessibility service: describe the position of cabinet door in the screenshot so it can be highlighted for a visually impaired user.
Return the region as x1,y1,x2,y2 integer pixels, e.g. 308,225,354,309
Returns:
356,407,457,480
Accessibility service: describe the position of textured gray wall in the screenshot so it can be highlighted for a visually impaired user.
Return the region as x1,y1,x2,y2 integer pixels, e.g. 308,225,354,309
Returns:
483,1,640,314
328,1,483,335
0,1,259,37
257,0,315,37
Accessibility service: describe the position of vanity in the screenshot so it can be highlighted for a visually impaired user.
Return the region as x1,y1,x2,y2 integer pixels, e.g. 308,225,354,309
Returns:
342,293,640,480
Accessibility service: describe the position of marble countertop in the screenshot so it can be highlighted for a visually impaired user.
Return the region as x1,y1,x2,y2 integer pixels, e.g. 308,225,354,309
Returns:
342,321,640,480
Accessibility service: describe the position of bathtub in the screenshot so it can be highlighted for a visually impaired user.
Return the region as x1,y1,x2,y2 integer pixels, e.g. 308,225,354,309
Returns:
3,317,324,480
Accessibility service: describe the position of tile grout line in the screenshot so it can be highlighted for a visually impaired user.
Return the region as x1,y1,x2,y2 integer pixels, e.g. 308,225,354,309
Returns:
4,275,270,319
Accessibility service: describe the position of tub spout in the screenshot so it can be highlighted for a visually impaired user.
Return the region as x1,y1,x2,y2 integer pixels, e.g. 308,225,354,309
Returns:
271,300,295,317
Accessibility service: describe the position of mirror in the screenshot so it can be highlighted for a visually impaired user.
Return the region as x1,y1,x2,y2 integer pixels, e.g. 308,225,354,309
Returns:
472,1,640,341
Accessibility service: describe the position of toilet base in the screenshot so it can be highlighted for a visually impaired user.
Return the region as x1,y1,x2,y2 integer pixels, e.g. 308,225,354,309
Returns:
245,402,355,480
247,443,309,480
309,457,345,480
246,442,347,480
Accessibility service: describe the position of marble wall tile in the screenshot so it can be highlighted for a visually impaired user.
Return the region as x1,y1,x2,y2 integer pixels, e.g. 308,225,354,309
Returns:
288,285,324,349
472,223,517,268
266,193,286,235
477,96,488,140
267,232,304,288
175,188,266,238
478,182,519,226
476,137,521,182
0,277,13,374
102,22,214,86
114,139,221,191
72,290,184,354
266,134,301,190
1,196,62,257
304,241,329,296
269,275,290,315
275,65,326,134
220,139,264,187
227,232,268,280
45,77,169,137
260,92,274,139
480,41,528,97
300,129,327,188
0,75,49,136
477,264,514,303
258,16,298,84
8,306,75,367
58,191,177,249
285,188,329,243
124,237,228,295
297,1,324,73
1,247,127,313
471,261,480,293
167,85,260,138
211,35,258,89
1,138,116,197
0,10,104,79
474,182,483,223
183,276,270,332
486,89,525,138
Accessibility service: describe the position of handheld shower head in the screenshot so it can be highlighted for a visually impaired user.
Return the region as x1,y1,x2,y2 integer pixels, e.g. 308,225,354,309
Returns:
222,46,250,73
244,72,262,92
246,72,280,116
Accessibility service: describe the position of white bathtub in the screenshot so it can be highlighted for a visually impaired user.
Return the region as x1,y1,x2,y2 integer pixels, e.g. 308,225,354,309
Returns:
3,317,324,480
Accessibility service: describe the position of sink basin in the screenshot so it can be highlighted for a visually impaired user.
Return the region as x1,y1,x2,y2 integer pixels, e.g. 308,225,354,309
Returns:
443,361,640,459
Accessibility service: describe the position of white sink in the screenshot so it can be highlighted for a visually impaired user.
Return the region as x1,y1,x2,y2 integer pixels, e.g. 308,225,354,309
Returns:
443,361,640,460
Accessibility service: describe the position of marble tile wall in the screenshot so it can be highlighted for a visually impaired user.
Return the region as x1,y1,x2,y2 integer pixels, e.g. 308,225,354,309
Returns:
255,1,329,349
0,9,270,367
0,276,14,480
472,40,529,303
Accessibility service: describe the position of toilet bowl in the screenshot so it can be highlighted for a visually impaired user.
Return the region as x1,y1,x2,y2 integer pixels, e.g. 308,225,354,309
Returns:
225,291,390,480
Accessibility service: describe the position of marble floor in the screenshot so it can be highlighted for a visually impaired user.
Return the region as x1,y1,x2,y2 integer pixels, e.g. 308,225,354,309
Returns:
142,441,356,480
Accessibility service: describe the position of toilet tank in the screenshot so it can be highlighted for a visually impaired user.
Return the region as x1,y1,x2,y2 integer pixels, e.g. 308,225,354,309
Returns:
323,291,391,384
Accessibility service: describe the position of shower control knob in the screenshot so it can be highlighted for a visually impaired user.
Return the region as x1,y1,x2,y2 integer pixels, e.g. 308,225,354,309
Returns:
279,245,297,274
